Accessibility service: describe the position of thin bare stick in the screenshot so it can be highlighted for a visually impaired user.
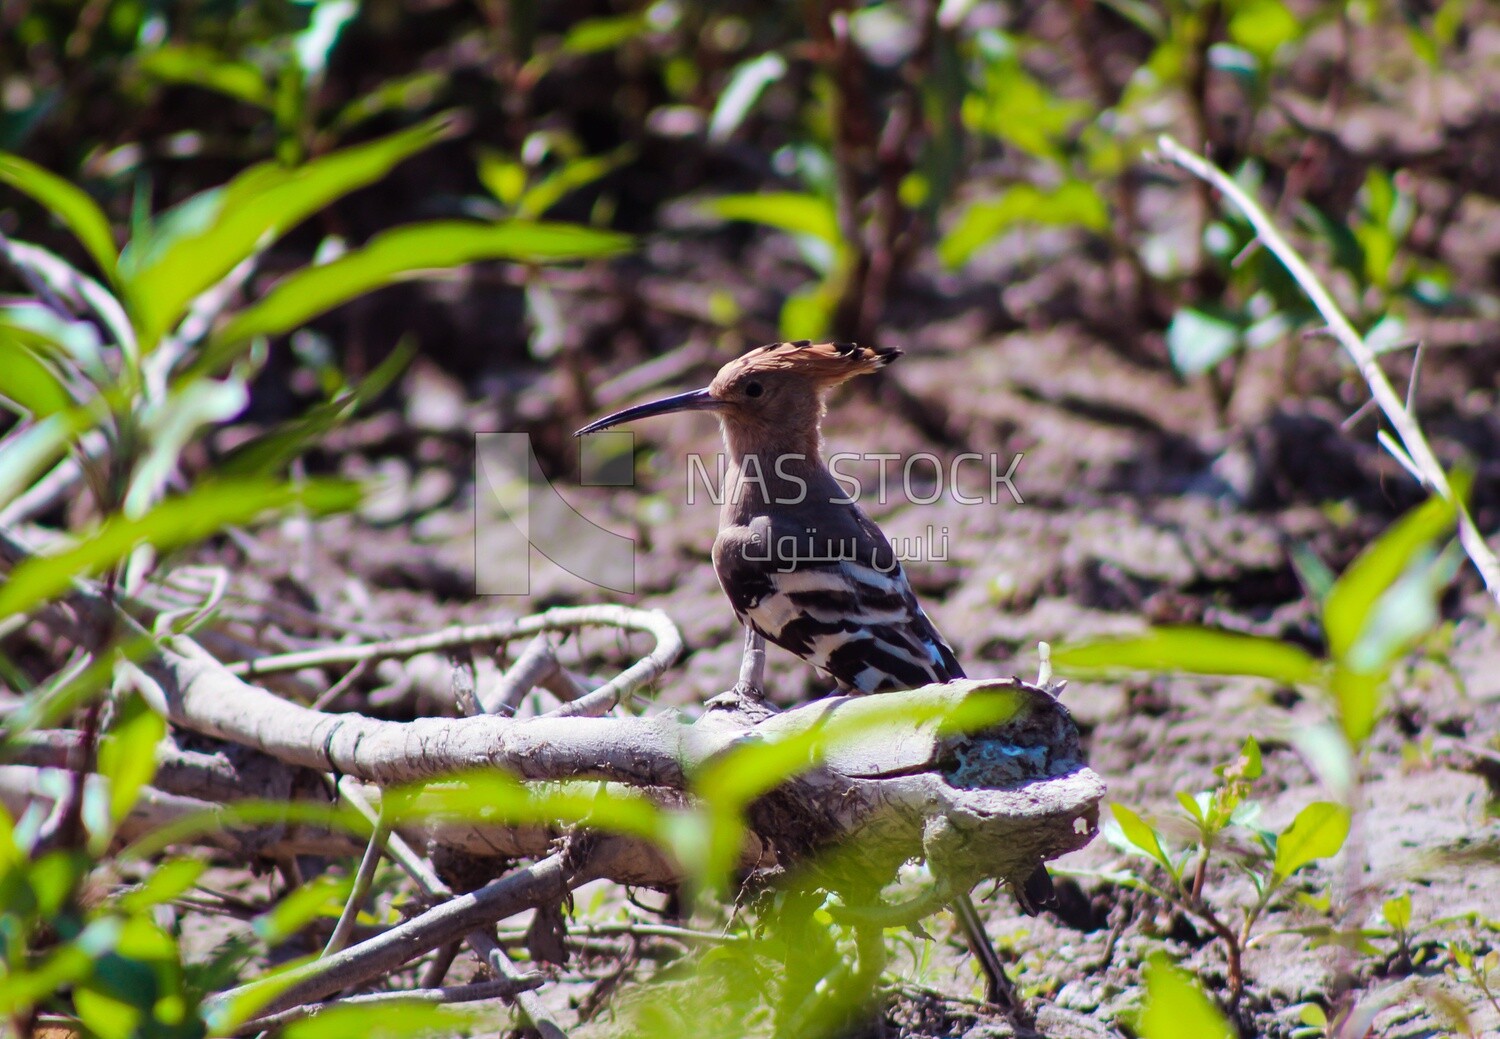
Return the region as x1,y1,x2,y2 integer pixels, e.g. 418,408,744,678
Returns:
210,849,595,1020
487,634,561,715
323,802,390,957
233,976,543,1035
1157,134,1500,604
338,780,571,1039
231,606,682,697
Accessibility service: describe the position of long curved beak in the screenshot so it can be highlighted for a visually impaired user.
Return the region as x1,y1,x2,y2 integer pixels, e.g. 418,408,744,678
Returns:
574,387,721,436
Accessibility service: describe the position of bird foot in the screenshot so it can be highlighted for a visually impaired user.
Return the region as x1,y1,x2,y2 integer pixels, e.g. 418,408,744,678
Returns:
705,683,774,719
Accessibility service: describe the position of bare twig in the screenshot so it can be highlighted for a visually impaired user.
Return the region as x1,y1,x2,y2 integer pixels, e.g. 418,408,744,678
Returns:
211,848,601,1020
488,634,563,715
232,976,544,1035
231,607,682,710
337,780,571,1039
1157,134,1500,605
322,801,390,957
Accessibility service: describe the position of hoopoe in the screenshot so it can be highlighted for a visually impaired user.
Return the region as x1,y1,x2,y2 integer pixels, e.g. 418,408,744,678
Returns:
577,340,1054,1008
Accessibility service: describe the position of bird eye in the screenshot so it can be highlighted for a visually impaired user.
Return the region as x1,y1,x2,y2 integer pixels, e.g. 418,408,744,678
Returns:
744,381,764,398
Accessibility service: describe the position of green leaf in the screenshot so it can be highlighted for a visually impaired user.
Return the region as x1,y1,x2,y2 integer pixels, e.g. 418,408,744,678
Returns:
0,477,361,620
136,44,274,108
516,146,633,219
779,288,834,343
211,221,630,347
1166,306,1244,376
253,875,352,945
0,153,118,280
328,70,448,137
219,339,414,476
125,377,250,515
1323,489,1461,666
1273,801,1350,883
1382,892,1412,932
1226,0,1301,62
703,193,841,248
1239,735,1263,780
476,149,527,207
708,52,787,142
282,1003,481,1039
0,329,75,417
1109,803,1174,874
1053,627,1320,685
118,114,458,350
0,414,83,513
1176,790,1205,824
559,14,648,55
1138,954,1234,1039
961,42,1092,162
118,858,208,912
97,691,166,832
938,181,1109,268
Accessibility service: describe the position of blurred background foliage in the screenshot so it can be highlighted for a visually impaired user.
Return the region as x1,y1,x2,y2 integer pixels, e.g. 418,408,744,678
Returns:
4,0,1494,430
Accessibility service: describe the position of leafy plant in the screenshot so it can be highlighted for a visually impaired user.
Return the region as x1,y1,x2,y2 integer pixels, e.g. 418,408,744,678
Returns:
1101,738,1350,1003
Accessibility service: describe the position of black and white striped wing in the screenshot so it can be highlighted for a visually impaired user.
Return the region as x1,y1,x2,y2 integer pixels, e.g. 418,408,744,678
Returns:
714,516,963,694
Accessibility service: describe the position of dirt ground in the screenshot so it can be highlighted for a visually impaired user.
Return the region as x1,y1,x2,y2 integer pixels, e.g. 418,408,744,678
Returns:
216,312,1500,1038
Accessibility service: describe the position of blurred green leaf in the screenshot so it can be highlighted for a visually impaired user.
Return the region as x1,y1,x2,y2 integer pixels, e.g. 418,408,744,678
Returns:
1382,892,1412,932
387,771,668,846
1138,953,1234,1039
1054,627,1320,685
476,149,527,208
962,38,1091,162
517,147,633,219
0,477,361,620
938,181,1109,268
136,44,273,108
119,858,209,913
0,331,74,417
293,0,357,79
1166,306,1244,376
704,193,841,249
281,1001,482,1039
121,799,367,861
328,70,448,137
119,114,458,350
220,339,414,476
0,153,118,280
254,874,352,944
1273,801,1350,883
1226,0,1301,62
1290,542,1337,604
1323,489,1460,666
97,691,166,832
0,413,84,512
560,14,648,55
126,377,250,516
1108,803,1174,875
212,220,629,347
780,288,834,342
709,52,787,142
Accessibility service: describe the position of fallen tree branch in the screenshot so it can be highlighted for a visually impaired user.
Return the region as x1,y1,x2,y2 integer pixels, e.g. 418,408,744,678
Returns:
152,635,1102,893
1156,134,1500,606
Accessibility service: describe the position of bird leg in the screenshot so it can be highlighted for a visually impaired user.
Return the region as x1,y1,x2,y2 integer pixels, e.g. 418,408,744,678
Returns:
730,625,766,701
952,890,1035,1032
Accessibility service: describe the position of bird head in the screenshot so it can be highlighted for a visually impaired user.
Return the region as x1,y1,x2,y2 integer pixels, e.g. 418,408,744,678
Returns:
574,341,900,442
